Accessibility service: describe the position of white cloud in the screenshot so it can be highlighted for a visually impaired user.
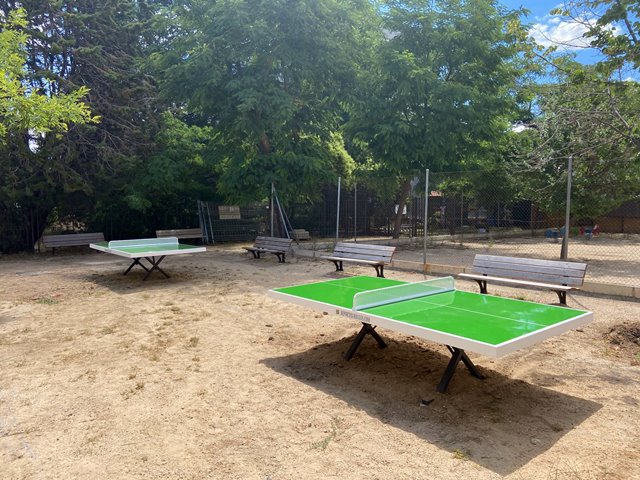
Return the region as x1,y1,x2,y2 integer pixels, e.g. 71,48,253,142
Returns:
530,16,598,50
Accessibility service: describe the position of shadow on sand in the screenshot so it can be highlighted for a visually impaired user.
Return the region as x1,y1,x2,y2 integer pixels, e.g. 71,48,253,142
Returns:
261,335,602,476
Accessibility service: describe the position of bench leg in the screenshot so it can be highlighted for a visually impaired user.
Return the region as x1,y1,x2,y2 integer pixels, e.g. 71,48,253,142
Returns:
555,290,567,305
344,323,387,361
436,346,485,393
475,279,488,294
374,264,384,278
275,252,285,263
332,260,343,272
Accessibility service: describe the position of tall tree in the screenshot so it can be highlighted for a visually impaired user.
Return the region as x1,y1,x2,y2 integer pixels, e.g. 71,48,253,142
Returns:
524,71,640,221
0,8,95,139
152,0,379,202
345,0,526,237
0,1,167,251
0,6,98,253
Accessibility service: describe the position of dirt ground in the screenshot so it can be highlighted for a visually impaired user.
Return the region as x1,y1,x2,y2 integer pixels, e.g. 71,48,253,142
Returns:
1,245,639,480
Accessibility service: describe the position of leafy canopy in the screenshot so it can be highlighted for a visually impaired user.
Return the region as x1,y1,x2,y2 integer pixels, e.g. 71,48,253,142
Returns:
0,8,97,140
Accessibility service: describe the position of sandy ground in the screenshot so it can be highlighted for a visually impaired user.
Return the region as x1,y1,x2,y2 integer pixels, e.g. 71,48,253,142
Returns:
1,245,639,480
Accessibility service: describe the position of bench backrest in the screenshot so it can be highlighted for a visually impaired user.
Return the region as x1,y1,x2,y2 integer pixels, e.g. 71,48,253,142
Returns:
42,232,105,248
292,229,310,240
156,228,203,240
333,242,396,263
472,254,587,287
254,236,293,251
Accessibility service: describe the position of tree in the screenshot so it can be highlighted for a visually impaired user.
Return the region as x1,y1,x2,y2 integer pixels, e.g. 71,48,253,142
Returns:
551,0,640,74
345,0,526,237
0,1,170,251
0,8,95,139
152,0,379,203
0,7,98,253
523,72,640,221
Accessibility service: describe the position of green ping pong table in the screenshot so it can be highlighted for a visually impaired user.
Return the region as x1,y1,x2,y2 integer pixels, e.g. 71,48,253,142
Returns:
268,276,593,393
90,237,206,280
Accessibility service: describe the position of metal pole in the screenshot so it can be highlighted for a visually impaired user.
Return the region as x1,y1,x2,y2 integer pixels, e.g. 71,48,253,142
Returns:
270,183,274,237
354,183,357,242
423,169,429,265
336,176,341,241
561,156,573,259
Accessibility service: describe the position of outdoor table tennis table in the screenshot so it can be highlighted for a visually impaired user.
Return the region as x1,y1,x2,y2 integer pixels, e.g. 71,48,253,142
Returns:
90,237,206,280
268,276,593,393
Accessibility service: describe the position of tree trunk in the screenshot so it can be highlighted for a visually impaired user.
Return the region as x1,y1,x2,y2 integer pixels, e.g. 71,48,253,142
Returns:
392,177,412,239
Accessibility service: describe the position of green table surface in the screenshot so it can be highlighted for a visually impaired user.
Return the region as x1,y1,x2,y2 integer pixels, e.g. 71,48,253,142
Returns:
273,276,589,346
93,241,202,254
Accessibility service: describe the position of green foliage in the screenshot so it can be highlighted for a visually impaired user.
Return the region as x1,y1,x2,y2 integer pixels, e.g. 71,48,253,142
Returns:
122,112,218,213
152,0,376,201
524,75,640,219
0,8,97,139
346,0,526,175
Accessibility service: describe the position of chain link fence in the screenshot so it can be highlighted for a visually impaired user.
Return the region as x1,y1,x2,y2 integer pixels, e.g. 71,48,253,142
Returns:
259,170,639,289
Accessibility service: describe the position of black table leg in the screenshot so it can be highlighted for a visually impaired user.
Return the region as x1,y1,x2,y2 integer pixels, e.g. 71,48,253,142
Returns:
142,256,169,280
436,346,485,393
124,258,149,276
344,323,387,361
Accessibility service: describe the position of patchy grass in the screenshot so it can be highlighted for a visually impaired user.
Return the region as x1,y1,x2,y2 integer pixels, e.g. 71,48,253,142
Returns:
34,296,58,305
452,448,470,461
310,417,344,451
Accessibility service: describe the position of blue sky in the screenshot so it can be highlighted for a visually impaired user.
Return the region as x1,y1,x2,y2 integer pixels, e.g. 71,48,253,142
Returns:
503,1,604,64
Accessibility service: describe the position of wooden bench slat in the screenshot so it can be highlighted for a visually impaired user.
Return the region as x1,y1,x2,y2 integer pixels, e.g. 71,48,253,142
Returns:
156,228,203,240
335,242,396,253
474,254,587,271
459,273,574,291
321,256,384,266
42,233,105,250
245,236,293,263
473,259,587,278
471,267,584,286
459,254,587,305
324,242,396,277
292,229,310,240
328,251,393,262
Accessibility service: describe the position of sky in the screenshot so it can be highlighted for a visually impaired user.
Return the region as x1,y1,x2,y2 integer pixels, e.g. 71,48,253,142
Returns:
503,1,604,63
500,1,640,81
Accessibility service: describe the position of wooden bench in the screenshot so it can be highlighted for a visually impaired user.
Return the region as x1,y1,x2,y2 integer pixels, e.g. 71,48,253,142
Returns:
156,228,204,243
41,232,105,254
292,229,310,240
244,236,293,263
321,242,396,277
458,254,587,305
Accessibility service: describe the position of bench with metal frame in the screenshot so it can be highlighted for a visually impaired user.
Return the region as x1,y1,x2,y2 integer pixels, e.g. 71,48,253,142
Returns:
244,236,293,263
321,242,396,278
292,229,310,240
156,228,204,243
458,254,587,305
41,232,105,255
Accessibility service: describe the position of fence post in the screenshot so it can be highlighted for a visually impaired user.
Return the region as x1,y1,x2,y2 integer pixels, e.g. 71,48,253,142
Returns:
336,176,341,241
270,183,275,237
354,182,357,243
423,169,429,266
561,156,572,260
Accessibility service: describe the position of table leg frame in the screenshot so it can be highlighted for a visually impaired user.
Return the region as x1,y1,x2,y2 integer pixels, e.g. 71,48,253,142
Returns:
124,256,169,280
343,324,485,393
